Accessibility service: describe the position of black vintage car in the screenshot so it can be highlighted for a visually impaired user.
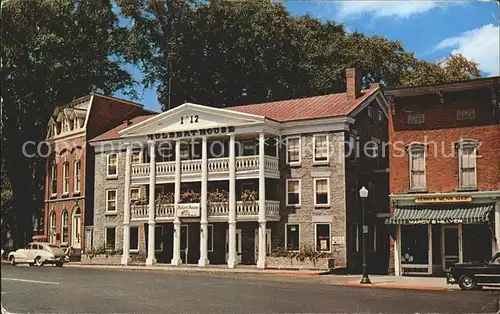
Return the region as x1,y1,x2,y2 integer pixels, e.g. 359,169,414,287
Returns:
447,252,500,290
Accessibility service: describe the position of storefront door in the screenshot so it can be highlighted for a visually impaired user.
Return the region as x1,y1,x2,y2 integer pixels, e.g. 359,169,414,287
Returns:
254,229,271,263
225,229,242,264
442,225,462,271
180,225,188,264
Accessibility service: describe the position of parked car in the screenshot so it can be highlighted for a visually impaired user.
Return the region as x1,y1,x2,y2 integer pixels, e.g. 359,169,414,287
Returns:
447,252,500,290
8,242,69,267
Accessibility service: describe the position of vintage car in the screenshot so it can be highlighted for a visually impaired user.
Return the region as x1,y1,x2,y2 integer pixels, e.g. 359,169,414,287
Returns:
8,242,69,267
447,252,500,290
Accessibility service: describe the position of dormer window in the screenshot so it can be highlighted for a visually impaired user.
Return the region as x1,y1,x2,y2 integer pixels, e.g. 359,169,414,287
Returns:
62,119,69,132
73,119,79,130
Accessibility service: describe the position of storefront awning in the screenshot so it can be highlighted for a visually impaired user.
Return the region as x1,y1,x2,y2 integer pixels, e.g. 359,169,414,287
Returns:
386,203,494,225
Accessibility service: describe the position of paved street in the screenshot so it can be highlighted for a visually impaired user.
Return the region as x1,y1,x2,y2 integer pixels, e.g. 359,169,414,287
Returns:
1,264,499,313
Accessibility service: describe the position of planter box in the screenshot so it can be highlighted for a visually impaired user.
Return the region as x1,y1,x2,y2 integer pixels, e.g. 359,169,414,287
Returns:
81,254,122,265
267,256,334,270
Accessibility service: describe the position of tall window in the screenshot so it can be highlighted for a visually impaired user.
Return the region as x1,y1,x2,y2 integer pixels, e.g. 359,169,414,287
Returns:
107,153,117,176
286,179,301,206
313,135,329,163
459,143,477,189
51,164,57,195
130,227,139,252
105,227,116,250
180,143,190,160
409,144,426,190
61,210,68,243
314,178,330,206
62,162,70,194
286,137,301,165
315,223,331,252
106,190,117,213
130,188,141,202
49,211,56,243
286,224,300,251
74,160,81,193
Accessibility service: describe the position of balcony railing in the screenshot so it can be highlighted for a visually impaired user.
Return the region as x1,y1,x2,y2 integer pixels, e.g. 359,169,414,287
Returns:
131,200,280,221
130,155,279,179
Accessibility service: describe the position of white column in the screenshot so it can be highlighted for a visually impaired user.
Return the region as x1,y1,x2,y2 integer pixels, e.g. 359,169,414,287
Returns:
171,140,182,265
495,201,500,254
146,141,156,266
394,224,401,276
198,137,209,267
257,132,267,269
227,135,237,268
427,224,432,275
121,143,132,265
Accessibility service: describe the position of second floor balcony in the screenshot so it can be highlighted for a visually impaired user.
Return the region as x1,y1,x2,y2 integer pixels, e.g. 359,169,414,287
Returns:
130,155,280,182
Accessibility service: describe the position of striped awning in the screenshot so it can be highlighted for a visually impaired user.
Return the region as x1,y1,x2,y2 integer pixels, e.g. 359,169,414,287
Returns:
386,203,494,225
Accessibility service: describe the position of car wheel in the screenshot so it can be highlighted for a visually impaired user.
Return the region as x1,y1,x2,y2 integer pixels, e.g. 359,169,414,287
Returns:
458,275,477,290
34,256,43,267
9,256,16,266
55,262,64,267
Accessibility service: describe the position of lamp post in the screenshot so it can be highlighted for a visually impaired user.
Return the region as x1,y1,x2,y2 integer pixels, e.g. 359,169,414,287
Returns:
359,186,371,284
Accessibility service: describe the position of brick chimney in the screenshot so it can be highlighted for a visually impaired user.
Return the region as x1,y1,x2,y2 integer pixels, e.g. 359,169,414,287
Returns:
346,68,361,100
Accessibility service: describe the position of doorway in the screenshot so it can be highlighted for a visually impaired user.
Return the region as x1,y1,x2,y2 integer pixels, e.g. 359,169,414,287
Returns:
442,225,462,271
72,208,82,249
225,229,242,265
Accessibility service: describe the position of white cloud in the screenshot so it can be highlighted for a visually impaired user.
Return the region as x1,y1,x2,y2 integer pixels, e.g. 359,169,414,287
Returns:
336,1,442,20
435,24,500,76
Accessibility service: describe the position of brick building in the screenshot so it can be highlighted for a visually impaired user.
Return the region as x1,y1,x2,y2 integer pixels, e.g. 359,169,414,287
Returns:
385,77,500,276
89,69,390,271
44,94,154,257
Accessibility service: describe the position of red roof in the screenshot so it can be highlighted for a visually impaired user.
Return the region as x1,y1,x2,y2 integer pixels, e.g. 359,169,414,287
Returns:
90,87,379,142
90,115,156,142
227,87,378,122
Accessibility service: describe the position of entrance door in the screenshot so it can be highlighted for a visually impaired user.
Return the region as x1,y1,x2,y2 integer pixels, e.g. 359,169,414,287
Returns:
225,229,242,265
442,225,461,271
72,208,82,249
180,225,188,264
254,229,271,262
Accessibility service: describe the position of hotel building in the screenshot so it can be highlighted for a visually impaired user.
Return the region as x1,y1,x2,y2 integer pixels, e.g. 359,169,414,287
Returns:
89,69,391,270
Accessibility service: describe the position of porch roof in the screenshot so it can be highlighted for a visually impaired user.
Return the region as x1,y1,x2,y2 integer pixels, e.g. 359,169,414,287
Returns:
386,203,494,225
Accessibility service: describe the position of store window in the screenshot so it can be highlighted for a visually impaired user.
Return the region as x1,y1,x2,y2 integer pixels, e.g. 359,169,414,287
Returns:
61,210,68,243
315,223,331,252
400,225,428,264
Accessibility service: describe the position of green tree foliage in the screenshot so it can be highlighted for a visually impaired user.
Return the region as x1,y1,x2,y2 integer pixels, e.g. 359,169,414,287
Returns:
118,0,481,110
1,0,132,247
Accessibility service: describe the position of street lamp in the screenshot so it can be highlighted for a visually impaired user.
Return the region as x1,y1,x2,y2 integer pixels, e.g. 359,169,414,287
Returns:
359,186,371,284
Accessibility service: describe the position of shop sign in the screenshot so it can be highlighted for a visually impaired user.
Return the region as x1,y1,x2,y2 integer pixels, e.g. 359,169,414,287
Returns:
414,195,471,204
177,203,200,217
332,236,345,245
147,126,235,140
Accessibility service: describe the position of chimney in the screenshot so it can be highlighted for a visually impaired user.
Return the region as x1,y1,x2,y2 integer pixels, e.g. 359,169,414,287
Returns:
123,119,132,126
346,68,361,100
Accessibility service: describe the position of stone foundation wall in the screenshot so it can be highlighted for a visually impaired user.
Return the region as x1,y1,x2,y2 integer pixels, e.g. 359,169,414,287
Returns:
266,256,334,270
81,254,122,265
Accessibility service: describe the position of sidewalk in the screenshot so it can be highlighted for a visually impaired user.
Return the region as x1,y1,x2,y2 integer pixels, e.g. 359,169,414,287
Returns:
325,274,455,291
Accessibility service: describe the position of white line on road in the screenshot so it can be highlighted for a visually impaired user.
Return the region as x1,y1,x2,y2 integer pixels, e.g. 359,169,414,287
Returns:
1,278,59,285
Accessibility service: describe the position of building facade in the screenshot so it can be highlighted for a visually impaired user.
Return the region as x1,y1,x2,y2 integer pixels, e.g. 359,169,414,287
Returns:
43,94,154,256
386,77,500,276
89,69,391,270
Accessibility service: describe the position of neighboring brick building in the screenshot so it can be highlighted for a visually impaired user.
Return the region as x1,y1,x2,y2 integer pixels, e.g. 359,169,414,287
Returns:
43,94,154,257
89,69,390,272
385,77,500,276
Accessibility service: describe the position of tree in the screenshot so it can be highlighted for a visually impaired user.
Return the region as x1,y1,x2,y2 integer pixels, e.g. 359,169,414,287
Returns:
1,0,132,247
400,54,481,87
119,0,482,111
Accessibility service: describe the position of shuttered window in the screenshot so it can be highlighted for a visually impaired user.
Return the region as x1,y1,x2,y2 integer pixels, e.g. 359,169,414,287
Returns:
409,145,426,190
460,144,477,188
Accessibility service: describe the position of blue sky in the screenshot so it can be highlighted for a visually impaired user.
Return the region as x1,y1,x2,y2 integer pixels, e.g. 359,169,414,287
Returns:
114,1,500,111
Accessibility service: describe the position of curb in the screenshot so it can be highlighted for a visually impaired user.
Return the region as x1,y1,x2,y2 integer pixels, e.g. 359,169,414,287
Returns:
341,281,448,291
63,263,323,276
